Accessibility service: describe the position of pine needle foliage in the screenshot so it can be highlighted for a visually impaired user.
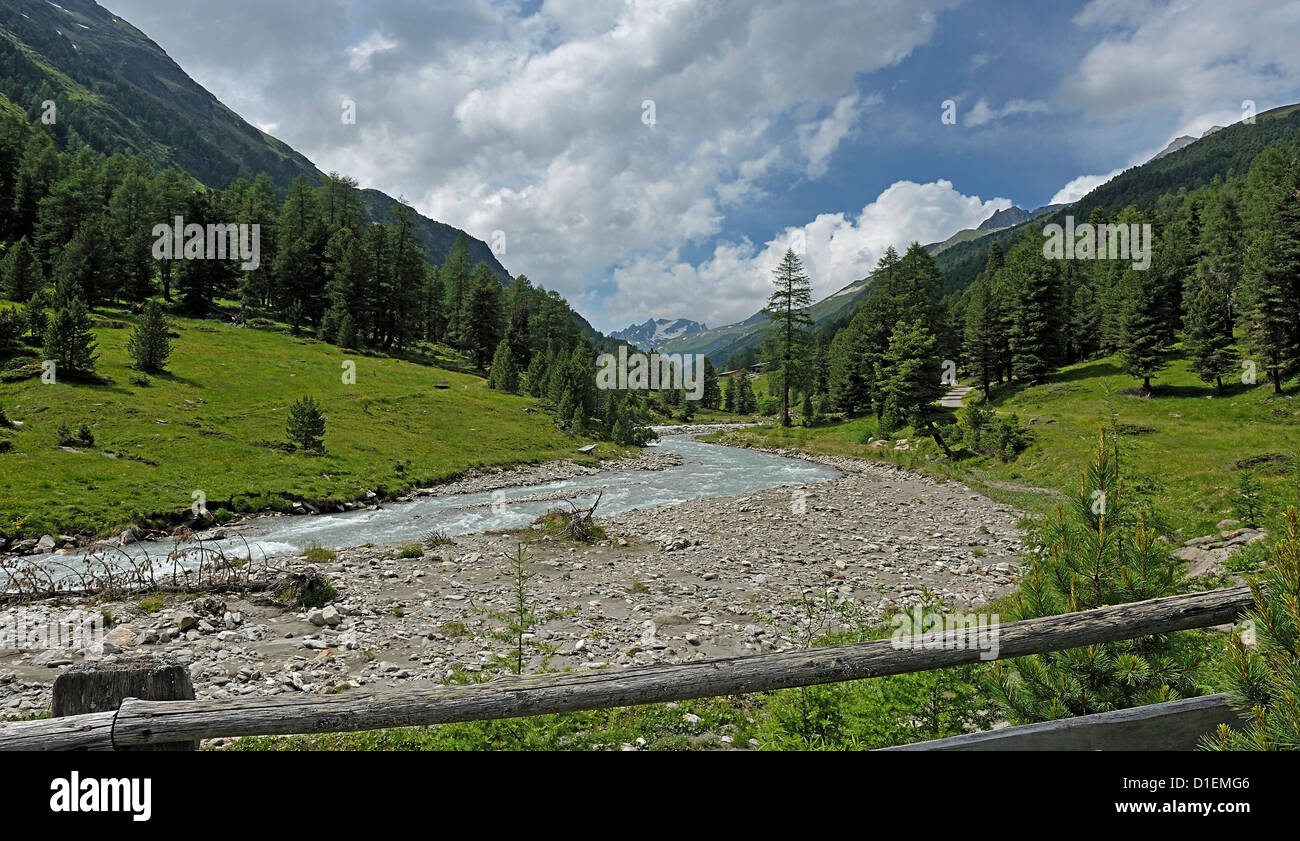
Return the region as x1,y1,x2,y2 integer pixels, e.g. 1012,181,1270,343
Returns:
1203,508,1300,751
990,427,1207,722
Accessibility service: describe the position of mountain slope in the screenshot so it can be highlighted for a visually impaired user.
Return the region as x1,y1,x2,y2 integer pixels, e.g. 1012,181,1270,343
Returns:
662,104,1300,364
0,0,510,278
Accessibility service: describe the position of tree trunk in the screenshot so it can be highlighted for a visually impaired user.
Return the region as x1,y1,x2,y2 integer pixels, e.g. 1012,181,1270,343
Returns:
926,420,952,457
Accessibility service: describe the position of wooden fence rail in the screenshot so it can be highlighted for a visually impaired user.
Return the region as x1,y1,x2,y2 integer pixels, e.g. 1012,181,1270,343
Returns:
0,585,1254,751
879,693,1248,751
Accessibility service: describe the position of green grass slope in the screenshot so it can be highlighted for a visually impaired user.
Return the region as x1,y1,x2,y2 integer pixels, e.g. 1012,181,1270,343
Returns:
709,351,1300,537
0,309,596,539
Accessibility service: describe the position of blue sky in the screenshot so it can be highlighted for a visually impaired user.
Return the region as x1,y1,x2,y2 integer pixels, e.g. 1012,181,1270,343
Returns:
103,0,1300,332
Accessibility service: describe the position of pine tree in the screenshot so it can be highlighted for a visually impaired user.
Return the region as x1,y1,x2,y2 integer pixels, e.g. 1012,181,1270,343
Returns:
827,311,875,414
737,375,757,414
22,291,47,346
441,234,473,347
385,202,425,350
461,263,504,370
286,396,326,453
990,429,1204,723
1118,263,1172,395
525,353,545,397
488,339,520,393
127,299,172,373
43,297,98,376
876,318,950,454
1007,232,1063,384
1183,263,1236,393
723,374,738,412
1239,159,1300,393
762,248,814,426
963,255,1000,400
1204,508,1300,751
1,236,42,301
337,314,358,350
701,358,721,409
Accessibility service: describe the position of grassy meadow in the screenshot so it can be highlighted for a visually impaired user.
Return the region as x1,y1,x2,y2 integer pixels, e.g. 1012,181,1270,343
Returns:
708,351,1300,538
0,305,606,539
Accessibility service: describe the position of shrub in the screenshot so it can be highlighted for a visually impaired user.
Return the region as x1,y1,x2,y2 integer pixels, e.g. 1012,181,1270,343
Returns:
958,404,1029,461
273,568,337,608
302,542,335,562
398,544,423,559
55,423,94,447
1232,469,1265,528
423,529,453,548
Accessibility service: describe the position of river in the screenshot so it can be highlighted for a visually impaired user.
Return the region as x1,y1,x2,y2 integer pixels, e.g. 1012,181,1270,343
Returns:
4,434,838,581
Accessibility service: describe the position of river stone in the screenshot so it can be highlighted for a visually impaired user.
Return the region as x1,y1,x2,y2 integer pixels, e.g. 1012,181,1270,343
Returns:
104,626,138,647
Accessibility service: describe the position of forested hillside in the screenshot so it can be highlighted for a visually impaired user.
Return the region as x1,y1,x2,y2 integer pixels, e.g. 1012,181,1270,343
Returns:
0,0,512,277
795,127,1300,431
671,103,1300,371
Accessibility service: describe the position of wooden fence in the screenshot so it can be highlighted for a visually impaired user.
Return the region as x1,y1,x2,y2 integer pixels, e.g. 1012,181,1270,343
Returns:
0,585,1255,751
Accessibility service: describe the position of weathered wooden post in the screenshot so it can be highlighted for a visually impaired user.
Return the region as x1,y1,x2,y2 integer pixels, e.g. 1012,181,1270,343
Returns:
52,658,196,750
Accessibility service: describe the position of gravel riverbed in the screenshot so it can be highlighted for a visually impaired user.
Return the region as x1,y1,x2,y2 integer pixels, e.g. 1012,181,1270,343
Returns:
0,435,1026,723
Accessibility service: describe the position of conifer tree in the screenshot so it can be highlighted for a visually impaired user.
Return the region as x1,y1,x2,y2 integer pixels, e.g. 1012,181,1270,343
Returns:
723,374,738,412
1118,262,1172,395
22,291,47,346
488,339,520,393
1183,263,1236,392
43,296,98,376
876,318,949,454
963,257,999,400
1239,159,1300,393
1204,508,1300,751
736,375,757,414
701,358,720,409
828,311,875,414
990,429,1204,722
1,236,42,301
1006,233,1062,384
762,248,814,426
127,299,172,373
336,314,358,350
286,396,326,453
462,263,503,370
441,234,473,346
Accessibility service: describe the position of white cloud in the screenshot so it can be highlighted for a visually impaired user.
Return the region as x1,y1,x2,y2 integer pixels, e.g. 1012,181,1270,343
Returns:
346,31,397,72
964,97,1048,127
797,93,878,178
607,179,1011,327
1060,0,1300,120
106,0,963,331
1048,169,1122,205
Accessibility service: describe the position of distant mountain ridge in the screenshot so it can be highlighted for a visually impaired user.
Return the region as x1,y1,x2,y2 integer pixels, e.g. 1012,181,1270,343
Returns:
610,318,707,349
1150,125,1225,162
